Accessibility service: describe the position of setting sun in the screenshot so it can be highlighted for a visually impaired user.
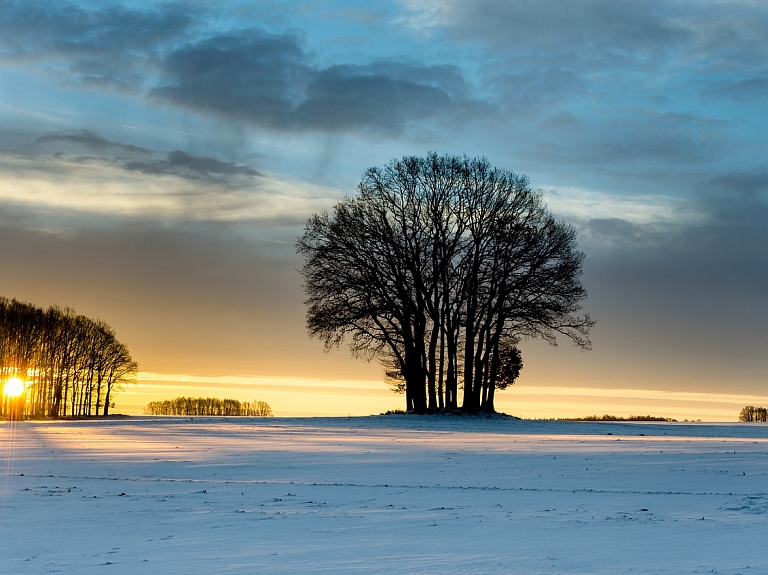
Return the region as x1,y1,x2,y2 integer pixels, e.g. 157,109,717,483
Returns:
3,377,25,398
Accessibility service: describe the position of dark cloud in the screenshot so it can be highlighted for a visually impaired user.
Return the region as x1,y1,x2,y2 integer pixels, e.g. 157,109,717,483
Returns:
579,218,675,248
524,108,729,180
31,129,261,184
152,34,489,134
0,0,197,91
574,188,768,388
594,111,725,165
487,68,587,114
704,171,768,200
150,32,309,128
539,111,582,132
438,0,768,115
684,10,768,71
430,0,686,75
431,0,768,71
293,62,487,133
36,129,152,157
0,2,490,135
701,76,768,102
545,165,768,377
124,150,261,181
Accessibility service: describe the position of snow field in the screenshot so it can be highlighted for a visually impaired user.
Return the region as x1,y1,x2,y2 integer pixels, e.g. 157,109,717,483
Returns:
1,416,767,574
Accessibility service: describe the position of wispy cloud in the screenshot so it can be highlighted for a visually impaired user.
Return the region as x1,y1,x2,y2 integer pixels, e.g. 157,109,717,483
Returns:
0,135,336,224
545,187,704,227
543,186,707,248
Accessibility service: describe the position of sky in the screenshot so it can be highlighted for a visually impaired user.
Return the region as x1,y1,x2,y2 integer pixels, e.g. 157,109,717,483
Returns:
1,0,767,420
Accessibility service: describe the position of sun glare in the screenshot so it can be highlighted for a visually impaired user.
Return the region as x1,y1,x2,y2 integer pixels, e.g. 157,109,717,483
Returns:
3,377,25,398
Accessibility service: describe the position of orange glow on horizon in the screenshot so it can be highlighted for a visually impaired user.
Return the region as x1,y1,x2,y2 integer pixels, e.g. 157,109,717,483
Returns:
110,372,768,422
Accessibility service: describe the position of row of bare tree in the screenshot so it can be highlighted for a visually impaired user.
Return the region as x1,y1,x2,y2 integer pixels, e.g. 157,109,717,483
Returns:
0,297,137,418
144,396,273,417
739,405,768,422
298,154,592,414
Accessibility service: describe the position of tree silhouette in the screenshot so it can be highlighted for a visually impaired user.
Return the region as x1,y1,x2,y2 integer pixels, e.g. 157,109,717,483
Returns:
0,297,137,418
298,153,593,414
144,397,273,416
739,405,768,422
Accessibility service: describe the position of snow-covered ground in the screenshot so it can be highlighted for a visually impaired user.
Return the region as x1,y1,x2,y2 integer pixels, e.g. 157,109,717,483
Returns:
2,416,767,574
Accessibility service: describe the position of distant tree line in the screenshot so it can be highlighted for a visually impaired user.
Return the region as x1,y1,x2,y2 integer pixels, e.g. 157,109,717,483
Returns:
298,154,593,414
0,297,137,418
144,396,273,417
739,405,768,422
559,414,676,422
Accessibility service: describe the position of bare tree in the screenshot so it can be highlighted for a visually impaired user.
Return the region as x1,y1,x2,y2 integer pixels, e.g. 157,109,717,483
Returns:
739,405,768,422
144,397,273,416
0,297,137,418
251,400,273,417
298,154,593,414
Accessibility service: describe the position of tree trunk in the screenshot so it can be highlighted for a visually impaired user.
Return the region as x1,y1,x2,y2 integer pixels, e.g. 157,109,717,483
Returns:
427,321,439,411
446,329,459,410
437,322,445,410
103,384,111,416
50,383,62,417
405,353,427,414
461,318,476,411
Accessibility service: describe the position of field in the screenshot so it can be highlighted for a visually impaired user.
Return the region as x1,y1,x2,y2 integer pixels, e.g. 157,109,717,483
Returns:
2,416,768,574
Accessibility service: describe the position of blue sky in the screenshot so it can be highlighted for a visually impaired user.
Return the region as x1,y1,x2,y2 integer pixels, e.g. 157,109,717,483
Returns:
1,0,767,417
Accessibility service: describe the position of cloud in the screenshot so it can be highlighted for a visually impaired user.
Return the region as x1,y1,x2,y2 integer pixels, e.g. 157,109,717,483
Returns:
0,2,490,136
295,62,488,133
701,76,768,102
0,0,197,91
35,129,152,157
542,173,768,373
515,108,732,189
0,131,334,225
579,183,768,370
404,0,768,112
402,0,768,67
150,32,309,128
30,129,262,184
545,186,702,225
124,151,262,181
152,33,489,134
586,109,728,165
401,0,686,65
700,170,768,208
543,185,707,252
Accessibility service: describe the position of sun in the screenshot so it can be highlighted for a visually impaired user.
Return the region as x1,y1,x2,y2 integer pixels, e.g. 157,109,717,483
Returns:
3,377,25,398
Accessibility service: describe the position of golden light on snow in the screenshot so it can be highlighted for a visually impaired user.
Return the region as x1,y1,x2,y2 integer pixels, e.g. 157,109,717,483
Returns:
3,377,25,398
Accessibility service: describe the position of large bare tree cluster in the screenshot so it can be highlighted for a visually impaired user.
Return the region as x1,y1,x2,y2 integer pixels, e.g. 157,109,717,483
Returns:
0,297,137,418
298,154,593,414
144,396,273,417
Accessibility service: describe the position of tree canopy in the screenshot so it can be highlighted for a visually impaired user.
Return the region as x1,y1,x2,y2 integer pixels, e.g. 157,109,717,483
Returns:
297,153,593,414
